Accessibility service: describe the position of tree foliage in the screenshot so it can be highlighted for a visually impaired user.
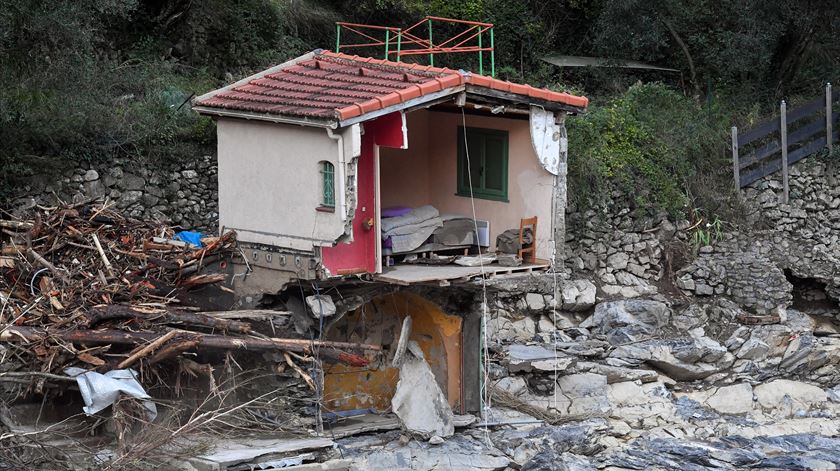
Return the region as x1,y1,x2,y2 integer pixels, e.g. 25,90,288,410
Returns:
1,0,838,215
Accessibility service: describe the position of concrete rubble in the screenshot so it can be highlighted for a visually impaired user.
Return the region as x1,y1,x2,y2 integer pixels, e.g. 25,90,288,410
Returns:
5,152,840,470
391,341,455,439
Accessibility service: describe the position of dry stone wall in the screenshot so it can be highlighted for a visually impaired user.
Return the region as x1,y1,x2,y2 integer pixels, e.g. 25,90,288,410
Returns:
678,157,840,306
8,156,218,231
563,196,679,299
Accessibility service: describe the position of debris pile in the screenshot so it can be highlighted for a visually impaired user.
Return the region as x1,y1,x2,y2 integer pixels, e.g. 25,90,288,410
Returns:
0,202,376,401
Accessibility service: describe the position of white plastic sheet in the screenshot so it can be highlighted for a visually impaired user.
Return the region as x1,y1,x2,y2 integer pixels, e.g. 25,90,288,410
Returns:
64,367,157,420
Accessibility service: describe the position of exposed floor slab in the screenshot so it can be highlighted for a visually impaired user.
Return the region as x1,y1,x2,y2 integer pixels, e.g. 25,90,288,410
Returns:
374,263,549,285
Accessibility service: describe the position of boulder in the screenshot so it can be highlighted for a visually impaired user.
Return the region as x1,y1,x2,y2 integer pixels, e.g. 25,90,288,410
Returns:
561,279,596,312
554,373,610,417
754,380,827,412
510,317,537,342
607,252,629,270
681,383,753,415
120,173,146,191
525,293,546,310
581,299,671,345
507,344,574,373
83,169,99,182
611,334,733,381
391,341,454,439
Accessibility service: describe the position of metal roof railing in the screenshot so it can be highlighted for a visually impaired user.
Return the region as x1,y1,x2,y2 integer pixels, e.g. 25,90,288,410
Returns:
335,16,496,77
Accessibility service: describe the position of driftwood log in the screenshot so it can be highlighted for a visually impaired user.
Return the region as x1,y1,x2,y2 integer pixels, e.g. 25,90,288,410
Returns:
86,305,254,334
0,327,376,367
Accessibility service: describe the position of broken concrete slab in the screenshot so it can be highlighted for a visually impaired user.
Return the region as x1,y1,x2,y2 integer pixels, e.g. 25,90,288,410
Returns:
187,437,334,471
391,341,455,439
507,344,575,373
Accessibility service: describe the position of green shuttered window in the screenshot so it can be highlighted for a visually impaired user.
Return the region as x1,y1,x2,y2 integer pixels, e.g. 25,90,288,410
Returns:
456,126,509,202
321,161,335,208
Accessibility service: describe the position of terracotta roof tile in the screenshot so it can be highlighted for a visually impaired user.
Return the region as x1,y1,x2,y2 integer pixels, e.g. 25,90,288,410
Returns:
194,50,588,121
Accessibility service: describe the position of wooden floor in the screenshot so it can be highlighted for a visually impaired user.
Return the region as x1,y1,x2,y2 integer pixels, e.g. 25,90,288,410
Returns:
374,262,549,285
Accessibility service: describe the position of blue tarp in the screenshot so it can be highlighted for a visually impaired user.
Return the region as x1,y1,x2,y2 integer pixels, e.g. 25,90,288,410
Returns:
174,230,204,248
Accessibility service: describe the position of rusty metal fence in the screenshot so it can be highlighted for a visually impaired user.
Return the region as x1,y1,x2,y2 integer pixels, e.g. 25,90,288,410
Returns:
732,83,839,202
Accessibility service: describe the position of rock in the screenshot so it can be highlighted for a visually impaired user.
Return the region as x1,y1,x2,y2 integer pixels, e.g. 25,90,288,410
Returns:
681,383,753,415
507,344,574,373
736,337,770,360
525,293,546,310
182,169,199,179
510,317,536,342
83,180,106,198
494,376,528,396
754,380,827,412
611,335,732,381
391,341,455,439
580,299,670,345
121,173,146,191
562,279,596,311
554,373,610,417
607,381,676,426
576,361,658,384
83,169,99,182
428,435,444,445
116,190,143,208
537,315,554,333
607,252,629,270
827,385,840,403
675,274,695,291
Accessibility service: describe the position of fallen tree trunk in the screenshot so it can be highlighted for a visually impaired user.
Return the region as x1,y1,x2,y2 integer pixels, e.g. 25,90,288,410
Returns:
87,305,254,334
0,327,374,367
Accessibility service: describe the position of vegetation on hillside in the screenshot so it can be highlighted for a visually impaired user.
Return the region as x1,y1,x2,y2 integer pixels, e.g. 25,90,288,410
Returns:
1,0,838,218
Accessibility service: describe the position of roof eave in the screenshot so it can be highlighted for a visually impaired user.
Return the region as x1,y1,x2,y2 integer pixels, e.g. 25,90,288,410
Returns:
464,85,587,115
337,85,466,128
193,106,337,128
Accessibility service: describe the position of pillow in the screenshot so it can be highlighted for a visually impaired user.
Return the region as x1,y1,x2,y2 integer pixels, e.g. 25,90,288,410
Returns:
382,206,412,218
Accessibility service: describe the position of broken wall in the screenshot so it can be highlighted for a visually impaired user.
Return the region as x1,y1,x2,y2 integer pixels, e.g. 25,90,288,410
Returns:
323,291,463,413
379,109,556,260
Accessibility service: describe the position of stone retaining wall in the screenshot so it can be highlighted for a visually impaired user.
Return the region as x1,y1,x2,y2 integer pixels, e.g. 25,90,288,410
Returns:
678,157,840,306
8,156,218,231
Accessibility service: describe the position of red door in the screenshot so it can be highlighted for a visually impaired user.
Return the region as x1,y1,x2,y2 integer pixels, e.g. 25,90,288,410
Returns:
321,130,376,276
321,112,406,276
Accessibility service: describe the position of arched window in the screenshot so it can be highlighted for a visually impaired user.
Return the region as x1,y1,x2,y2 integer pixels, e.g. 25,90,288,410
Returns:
320,161,335,208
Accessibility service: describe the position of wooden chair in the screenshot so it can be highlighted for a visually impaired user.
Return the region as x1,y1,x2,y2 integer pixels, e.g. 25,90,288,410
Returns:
518,216,538,264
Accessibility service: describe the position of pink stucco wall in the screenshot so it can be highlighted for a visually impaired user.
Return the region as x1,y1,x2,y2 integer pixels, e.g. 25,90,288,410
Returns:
379,109,555,260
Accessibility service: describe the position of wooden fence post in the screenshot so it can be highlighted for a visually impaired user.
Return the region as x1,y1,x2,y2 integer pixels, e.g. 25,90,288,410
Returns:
731,126,740,193
828,82,834,153
780,100,789,204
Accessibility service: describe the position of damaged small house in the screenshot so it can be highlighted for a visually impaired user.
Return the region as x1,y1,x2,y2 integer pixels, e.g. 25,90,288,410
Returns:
0,20,589,469
192,47,588,422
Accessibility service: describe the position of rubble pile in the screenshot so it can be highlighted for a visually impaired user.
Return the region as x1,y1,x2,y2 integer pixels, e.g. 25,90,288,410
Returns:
0,203,381,467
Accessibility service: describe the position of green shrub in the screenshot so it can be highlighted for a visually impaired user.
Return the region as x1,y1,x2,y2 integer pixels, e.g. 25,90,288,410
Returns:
568,83,733,218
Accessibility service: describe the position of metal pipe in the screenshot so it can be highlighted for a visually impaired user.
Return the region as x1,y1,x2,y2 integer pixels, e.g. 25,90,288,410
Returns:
335,24,341,53
428,19,434,66
478,29,483,75
490,28,495,77
326,129,348,221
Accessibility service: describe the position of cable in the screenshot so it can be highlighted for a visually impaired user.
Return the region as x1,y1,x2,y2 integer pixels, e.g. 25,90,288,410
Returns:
460,108,493,442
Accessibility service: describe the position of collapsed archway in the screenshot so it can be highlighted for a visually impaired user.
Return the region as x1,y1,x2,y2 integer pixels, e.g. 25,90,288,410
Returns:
322,291,464,413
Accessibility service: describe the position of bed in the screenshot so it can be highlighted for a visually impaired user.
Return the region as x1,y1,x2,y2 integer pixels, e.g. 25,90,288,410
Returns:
381,206,478,255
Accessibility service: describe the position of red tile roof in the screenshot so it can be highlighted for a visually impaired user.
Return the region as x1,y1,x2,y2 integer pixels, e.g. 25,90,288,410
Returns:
194,50,588,122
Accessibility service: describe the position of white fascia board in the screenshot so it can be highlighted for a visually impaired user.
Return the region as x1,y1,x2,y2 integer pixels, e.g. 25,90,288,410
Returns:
337,86,465,127
192,106,337,128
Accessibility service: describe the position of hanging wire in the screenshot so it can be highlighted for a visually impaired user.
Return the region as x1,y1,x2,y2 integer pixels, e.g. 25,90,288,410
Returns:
460,108,493,442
